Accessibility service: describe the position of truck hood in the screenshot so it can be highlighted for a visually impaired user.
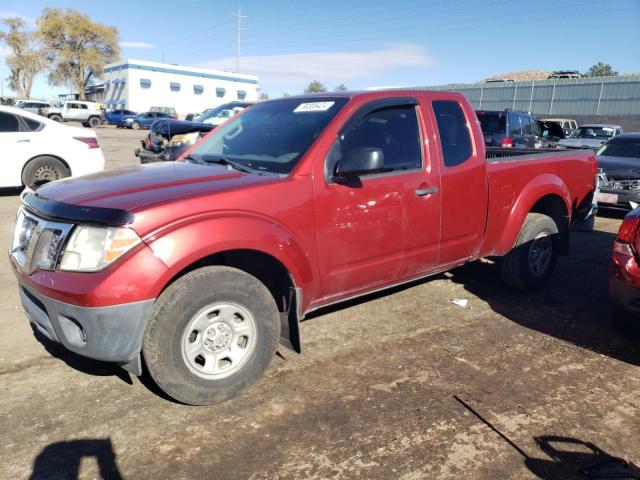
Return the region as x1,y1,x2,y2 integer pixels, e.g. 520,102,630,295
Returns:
33,162,281,213
558,138,607,149
597,155,640,179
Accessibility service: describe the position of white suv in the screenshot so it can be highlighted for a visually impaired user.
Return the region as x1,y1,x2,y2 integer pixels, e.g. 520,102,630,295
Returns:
41,101,105,128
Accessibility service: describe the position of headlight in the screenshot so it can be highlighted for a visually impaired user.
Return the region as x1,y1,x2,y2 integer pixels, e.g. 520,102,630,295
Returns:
59,226,141,272
169,132,200,147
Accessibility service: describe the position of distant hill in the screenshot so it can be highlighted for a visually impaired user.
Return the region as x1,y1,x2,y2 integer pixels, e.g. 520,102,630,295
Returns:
480,71,552,83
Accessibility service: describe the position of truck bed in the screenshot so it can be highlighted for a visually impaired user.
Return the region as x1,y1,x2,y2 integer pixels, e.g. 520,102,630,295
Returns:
480,148,597,257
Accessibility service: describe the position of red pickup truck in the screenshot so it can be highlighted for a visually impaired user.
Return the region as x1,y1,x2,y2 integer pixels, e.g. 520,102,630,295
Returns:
10,91,596,405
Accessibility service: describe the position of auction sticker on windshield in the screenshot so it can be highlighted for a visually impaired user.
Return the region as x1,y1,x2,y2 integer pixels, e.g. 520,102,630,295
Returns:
294,102,335,113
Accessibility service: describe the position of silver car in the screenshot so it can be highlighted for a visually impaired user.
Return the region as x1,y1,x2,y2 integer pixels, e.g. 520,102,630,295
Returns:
558,123,623,150
14,99,52,115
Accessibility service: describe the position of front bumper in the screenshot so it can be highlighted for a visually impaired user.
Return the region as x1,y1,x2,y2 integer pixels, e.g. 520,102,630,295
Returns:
610,276,640,318
135,144,187,163
19,282,154,373
597,188,640,209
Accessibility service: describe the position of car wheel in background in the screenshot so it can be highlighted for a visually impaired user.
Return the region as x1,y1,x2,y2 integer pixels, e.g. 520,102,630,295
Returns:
142,266,280,405
131,121,140,130
22,156,70,188
49,114,62,122
88,116,101,128
500,213,559,291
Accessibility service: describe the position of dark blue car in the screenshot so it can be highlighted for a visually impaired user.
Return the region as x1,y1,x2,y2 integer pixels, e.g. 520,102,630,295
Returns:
106,109,137,126
120,111,171,130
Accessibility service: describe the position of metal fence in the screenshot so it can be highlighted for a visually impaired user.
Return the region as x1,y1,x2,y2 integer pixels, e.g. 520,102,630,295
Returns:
421,75,640,116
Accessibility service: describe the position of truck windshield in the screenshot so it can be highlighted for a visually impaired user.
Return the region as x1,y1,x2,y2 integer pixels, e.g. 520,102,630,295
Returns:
476,112,506,134
569,127,615,140
187,97,349,174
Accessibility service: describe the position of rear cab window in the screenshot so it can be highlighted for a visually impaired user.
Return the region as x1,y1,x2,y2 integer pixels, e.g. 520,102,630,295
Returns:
432,100,472,167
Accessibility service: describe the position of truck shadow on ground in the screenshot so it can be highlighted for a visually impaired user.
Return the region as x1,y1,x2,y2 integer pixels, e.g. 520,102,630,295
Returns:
31,326,179,402
448,227,640,368
525,435,640,480
29,438,122,480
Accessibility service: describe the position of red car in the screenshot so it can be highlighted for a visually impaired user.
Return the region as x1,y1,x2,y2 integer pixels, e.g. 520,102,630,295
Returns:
610,208,640,326
10,90,597,404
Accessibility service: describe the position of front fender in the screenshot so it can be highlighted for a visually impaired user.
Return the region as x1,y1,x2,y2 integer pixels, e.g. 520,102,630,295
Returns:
142,212,317,308
495,173,571,255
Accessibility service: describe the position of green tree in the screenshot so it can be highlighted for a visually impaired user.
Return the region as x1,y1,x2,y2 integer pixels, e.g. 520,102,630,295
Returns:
585,62,618,77
37,8,120,99
304,80,327,94
0,17,44,98
258,92,269,100
334,83,348,91
282,92,291,97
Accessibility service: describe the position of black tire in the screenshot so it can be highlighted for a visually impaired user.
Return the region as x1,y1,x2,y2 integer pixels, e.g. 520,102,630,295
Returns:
131,121,140,130
88,116,101,128
142,266,280,405
500,213,559,291
22,156,70,187
49,114,62,122
611,306,640,337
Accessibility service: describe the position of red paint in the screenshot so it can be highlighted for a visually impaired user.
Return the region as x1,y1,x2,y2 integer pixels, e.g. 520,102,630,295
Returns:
12,90,596,314
610,209,640,289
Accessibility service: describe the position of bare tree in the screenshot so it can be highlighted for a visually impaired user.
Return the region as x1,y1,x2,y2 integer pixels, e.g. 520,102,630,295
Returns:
37,8,120,99
0,17,44,99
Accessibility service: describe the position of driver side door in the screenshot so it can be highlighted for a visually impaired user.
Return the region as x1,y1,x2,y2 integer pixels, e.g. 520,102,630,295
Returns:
313,98,440,300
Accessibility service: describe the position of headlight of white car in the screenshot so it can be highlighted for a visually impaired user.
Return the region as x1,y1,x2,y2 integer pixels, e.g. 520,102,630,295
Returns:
59,226,141,272
169,132,200,147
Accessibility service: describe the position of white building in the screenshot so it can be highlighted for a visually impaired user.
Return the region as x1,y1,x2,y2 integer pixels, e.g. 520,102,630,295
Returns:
102,59,259,116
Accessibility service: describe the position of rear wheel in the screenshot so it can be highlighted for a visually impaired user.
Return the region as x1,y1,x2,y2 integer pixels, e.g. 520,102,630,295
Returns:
88,116,101,128
142,266,280,405
49,114,62,123
131,121,140,130
500,213,558,291
22,156,70,187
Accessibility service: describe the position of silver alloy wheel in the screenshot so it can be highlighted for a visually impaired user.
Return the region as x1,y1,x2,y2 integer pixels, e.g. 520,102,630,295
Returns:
528,233,553,277
181,302,257,380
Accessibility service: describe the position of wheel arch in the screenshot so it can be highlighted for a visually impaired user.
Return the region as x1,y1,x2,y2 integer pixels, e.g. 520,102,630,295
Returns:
495,173,571,256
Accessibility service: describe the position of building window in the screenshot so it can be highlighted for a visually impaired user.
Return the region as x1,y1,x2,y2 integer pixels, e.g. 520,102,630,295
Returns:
140,78,151,88
194,84,204,95
237,90,247,100
216,87,226,98
170,82,181,92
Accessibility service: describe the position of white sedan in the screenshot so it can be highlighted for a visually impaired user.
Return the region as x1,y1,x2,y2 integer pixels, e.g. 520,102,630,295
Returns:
0,105,105,188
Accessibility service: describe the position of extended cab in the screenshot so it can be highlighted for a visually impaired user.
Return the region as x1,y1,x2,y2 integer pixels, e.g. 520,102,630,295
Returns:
10,91,597,405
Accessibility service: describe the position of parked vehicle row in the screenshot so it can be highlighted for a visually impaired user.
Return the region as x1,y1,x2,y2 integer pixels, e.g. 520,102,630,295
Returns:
135,101,253,162
10,90,597,405
558,124,623,150
40,101,106,128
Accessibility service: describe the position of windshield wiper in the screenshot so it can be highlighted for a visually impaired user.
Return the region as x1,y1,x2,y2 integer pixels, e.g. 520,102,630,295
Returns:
198,155,261,174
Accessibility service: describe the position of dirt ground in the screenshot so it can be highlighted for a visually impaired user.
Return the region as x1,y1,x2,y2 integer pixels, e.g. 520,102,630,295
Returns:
1,126,639,480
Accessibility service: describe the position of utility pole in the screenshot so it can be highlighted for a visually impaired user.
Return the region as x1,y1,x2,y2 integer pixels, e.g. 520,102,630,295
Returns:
232,6,247,72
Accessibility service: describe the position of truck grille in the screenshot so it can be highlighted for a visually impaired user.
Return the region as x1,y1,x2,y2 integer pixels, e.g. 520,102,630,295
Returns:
10,209,73,274
605,179,640,191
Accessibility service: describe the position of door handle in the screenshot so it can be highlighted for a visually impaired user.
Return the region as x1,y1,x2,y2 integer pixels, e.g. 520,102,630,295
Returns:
17,139,30,143
415,187,438,197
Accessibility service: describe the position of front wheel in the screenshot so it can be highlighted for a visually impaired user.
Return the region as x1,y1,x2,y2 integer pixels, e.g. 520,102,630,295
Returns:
142,266,280,405
130,121,140,130
500,213,559,291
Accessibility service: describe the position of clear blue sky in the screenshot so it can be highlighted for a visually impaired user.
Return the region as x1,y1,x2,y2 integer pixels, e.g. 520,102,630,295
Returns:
1,0,639,99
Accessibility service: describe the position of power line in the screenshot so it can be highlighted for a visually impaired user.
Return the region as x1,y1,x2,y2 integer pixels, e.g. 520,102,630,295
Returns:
232,6,247,72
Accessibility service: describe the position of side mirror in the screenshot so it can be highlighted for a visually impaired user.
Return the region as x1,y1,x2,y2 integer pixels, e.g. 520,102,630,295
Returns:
333,147,384,180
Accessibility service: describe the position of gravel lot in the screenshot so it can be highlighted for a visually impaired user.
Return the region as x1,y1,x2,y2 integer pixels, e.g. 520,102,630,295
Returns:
1,126,639,480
